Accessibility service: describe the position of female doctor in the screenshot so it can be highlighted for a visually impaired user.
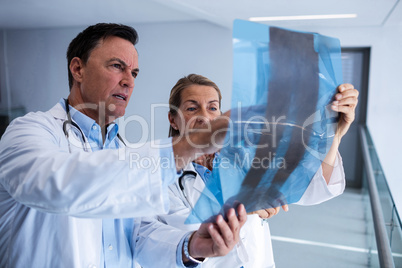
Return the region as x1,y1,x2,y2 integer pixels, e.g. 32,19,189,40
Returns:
159,74,358,267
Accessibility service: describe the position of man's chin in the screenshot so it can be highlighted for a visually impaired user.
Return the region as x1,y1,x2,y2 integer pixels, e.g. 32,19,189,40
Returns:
106,109,125,122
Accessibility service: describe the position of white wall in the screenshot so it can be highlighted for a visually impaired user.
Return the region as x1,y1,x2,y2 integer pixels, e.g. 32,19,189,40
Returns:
367,26,402,215
1,21,401,212
125,22,232,143
2,27,77,111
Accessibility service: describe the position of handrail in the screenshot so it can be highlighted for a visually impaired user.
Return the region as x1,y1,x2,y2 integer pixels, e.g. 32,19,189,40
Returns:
359,126,395,268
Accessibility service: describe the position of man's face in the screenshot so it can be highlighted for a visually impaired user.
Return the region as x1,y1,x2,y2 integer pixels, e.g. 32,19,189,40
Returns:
75,36,139,125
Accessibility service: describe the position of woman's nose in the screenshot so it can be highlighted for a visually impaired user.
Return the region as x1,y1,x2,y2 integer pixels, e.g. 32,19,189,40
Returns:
197,108,212,122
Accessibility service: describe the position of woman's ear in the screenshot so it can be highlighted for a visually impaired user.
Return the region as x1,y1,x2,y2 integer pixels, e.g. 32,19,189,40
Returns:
168,112,178,131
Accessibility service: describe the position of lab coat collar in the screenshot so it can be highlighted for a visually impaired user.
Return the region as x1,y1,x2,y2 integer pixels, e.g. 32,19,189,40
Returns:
49,102,68,121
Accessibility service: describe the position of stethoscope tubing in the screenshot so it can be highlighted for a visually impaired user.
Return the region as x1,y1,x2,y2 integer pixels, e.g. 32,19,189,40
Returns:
178,170,198,211
63,98,126,152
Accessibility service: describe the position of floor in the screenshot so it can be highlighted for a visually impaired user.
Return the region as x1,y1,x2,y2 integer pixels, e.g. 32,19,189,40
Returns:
268,188,373,268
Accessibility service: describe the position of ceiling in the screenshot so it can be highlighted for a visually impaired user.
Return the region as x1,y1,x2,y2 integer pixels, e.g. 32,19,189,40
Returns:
0,0,401,30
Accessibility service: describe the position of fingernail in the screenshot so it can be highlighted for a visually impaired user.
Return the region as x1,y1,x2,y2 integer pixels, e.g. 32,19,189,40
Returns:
332,105,338,111
336,94,342,100
333,101,339,105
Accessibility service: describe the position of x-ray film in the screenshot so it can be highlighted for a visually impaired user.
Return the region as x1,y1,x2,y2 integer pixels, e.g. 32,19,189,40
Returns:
185,20,342,224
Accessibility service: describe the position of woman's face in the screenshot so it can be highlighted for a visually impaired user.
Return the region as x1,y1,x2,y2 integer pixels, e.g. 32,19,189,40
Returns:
170,84,221,134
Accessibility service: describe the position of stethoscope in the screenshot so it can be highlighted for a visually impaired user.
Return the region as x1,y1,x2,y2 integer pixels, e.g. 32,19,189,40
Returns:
63,98,126,152
178,170,198,210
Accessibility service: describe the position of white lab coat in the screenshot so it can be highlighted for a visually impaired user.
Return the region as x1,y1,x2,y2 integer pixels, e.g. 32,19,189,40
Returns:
149,155,345,268
0,103,177,268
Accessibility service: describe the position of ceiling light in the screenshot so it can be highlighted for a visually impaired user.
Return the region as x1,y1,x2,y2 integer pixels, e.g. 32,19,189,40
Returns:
249,14,357,22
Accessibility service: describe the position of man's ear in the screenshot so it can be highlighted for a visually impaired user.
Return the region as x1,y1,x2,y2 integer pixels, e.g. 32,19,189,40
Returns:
168,112,178,130
69,57,84,83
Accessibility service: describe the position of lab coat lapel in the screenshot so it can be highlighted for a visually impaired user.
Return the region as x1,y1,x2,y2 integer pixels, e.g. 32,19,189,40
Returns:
48,102,92,152
185,163,221,207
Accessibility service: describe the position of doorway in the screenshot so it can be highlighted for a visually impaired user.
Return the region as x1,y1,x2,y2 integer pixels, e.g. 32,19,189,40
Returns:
339,47,370,188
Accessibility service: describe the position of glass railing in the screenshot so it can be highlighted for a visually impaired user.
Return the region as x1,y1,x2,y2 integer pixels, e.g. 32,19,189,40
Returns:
360,126,402,267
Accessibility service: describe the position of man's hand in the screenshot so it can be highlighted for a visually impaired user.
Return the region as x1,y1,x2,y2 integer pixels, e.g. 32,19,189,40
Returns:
183,204,247,262
247,204,289,219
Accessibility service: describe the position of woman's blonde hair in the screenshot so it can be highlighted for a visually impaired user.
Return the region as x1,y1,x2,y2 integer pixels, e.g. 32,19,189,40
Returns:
168,74,222,137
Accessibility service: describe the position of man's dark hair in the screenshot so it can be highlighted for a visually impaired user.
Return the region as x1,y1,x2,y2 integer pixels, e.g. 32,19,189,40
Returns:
66,23,139,89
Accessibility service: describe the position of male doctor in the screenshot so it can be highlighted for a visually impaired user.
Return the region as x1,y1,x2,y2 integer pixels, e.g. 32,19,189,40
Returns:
0,23,246,268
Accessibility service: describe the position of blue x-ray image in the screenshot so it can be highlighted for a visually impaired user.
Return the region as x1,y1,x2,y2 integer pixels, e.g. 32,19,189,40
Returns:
186,19,343,224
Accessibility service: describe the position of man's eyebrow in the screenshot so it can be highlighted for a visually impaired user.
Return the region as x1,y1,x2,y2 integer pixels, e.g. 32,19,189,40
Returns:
108,58,139,73
108,58,127,67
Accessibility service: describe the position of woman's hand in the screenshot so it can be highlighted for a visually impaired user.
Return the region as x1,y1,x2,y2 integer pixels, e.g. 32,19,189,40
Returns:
331,83,359,139
247,205,289,219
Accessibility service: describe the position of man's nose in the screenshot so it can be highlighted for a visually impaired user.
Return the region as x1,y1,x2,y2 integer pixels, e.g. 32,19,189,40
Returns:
120,71,135,89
